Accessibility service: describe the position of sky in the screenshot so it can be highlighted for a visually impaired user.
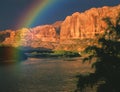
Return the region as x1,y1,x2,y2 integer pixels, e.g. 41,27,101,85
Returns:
0,0,120,30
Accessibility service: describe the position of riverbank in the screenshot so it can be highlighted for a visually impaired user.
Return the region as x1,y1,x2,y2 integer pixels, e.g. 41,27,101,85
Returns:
25,50,81,58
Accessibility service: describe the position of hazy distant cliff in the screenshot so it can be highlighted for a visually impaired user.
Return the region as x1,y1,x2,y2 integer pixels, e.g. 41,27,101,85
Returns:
0,5,120,51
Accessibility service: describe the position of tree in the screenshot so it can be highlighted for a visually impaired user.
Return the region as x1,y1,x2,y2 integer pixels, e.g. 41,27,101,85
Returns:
75,14,120,92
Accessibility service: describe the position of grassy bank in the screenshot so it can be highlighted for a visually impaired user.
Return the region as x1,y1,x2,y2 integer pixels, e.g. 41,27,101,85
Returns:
25,50,80,58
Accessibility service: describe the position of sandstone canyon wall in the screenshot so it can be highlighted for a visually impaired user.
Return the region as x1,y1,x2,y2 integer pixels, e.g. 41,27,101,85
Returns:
58,5,120,51
2,25,60,48
60,5,120,40
0,5,120,51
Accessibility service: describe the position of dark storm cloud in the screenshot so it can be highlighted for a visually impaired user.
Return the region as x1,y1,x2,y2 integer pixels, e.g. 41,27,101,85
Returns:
0,0,120,30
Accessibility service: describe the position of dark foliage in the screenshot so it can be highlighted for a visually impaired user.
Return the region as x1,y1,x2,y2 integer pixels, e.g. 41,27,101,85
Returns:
75,14,120,92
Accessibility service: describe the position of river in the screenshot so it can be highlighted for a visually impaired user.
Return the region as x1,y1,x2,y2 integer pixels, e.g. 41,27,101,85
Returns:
0,57,93,92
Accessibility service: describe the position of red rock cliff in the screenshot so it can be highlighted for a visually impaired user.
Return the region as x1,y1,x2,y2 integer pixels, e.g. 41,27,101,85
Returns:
60,5,120,41
2,25,60,48
1,5,120,50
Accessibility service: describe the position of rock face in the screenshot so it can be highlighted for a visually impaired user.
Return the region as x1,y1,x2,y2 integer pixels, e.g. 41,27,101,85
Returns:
2,25,60,48
60,5,120,40
0,30,11,42
32,25,58,42
0,4,120,51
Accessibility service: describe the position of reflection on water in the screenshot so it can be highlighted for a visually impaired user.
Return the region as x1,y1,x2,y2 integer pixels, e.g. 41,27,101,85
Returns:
0,57,93,92
0,47,27,64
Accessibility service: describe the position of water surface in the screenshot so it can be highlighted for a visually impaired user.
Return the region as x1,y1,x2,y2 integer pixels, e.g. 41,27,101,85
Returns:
0,57,93,92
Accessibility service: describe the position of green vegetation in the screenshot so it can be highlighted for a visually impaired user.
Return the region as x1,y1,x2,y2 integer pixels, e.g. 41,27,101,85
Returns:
53,50,80,57
76,14,120,92
26,50,80,58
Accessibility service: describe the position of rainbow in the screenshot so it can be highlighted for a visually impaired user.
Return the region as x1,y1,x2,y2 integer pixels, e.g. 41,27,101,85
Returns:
1,0,60,64
16,0,57,29
0,0,57,64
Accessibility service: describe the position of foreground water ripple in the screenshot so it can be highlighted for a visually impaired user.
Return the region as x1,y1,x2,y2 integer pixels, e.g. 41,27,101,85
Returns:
0,57,93,92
